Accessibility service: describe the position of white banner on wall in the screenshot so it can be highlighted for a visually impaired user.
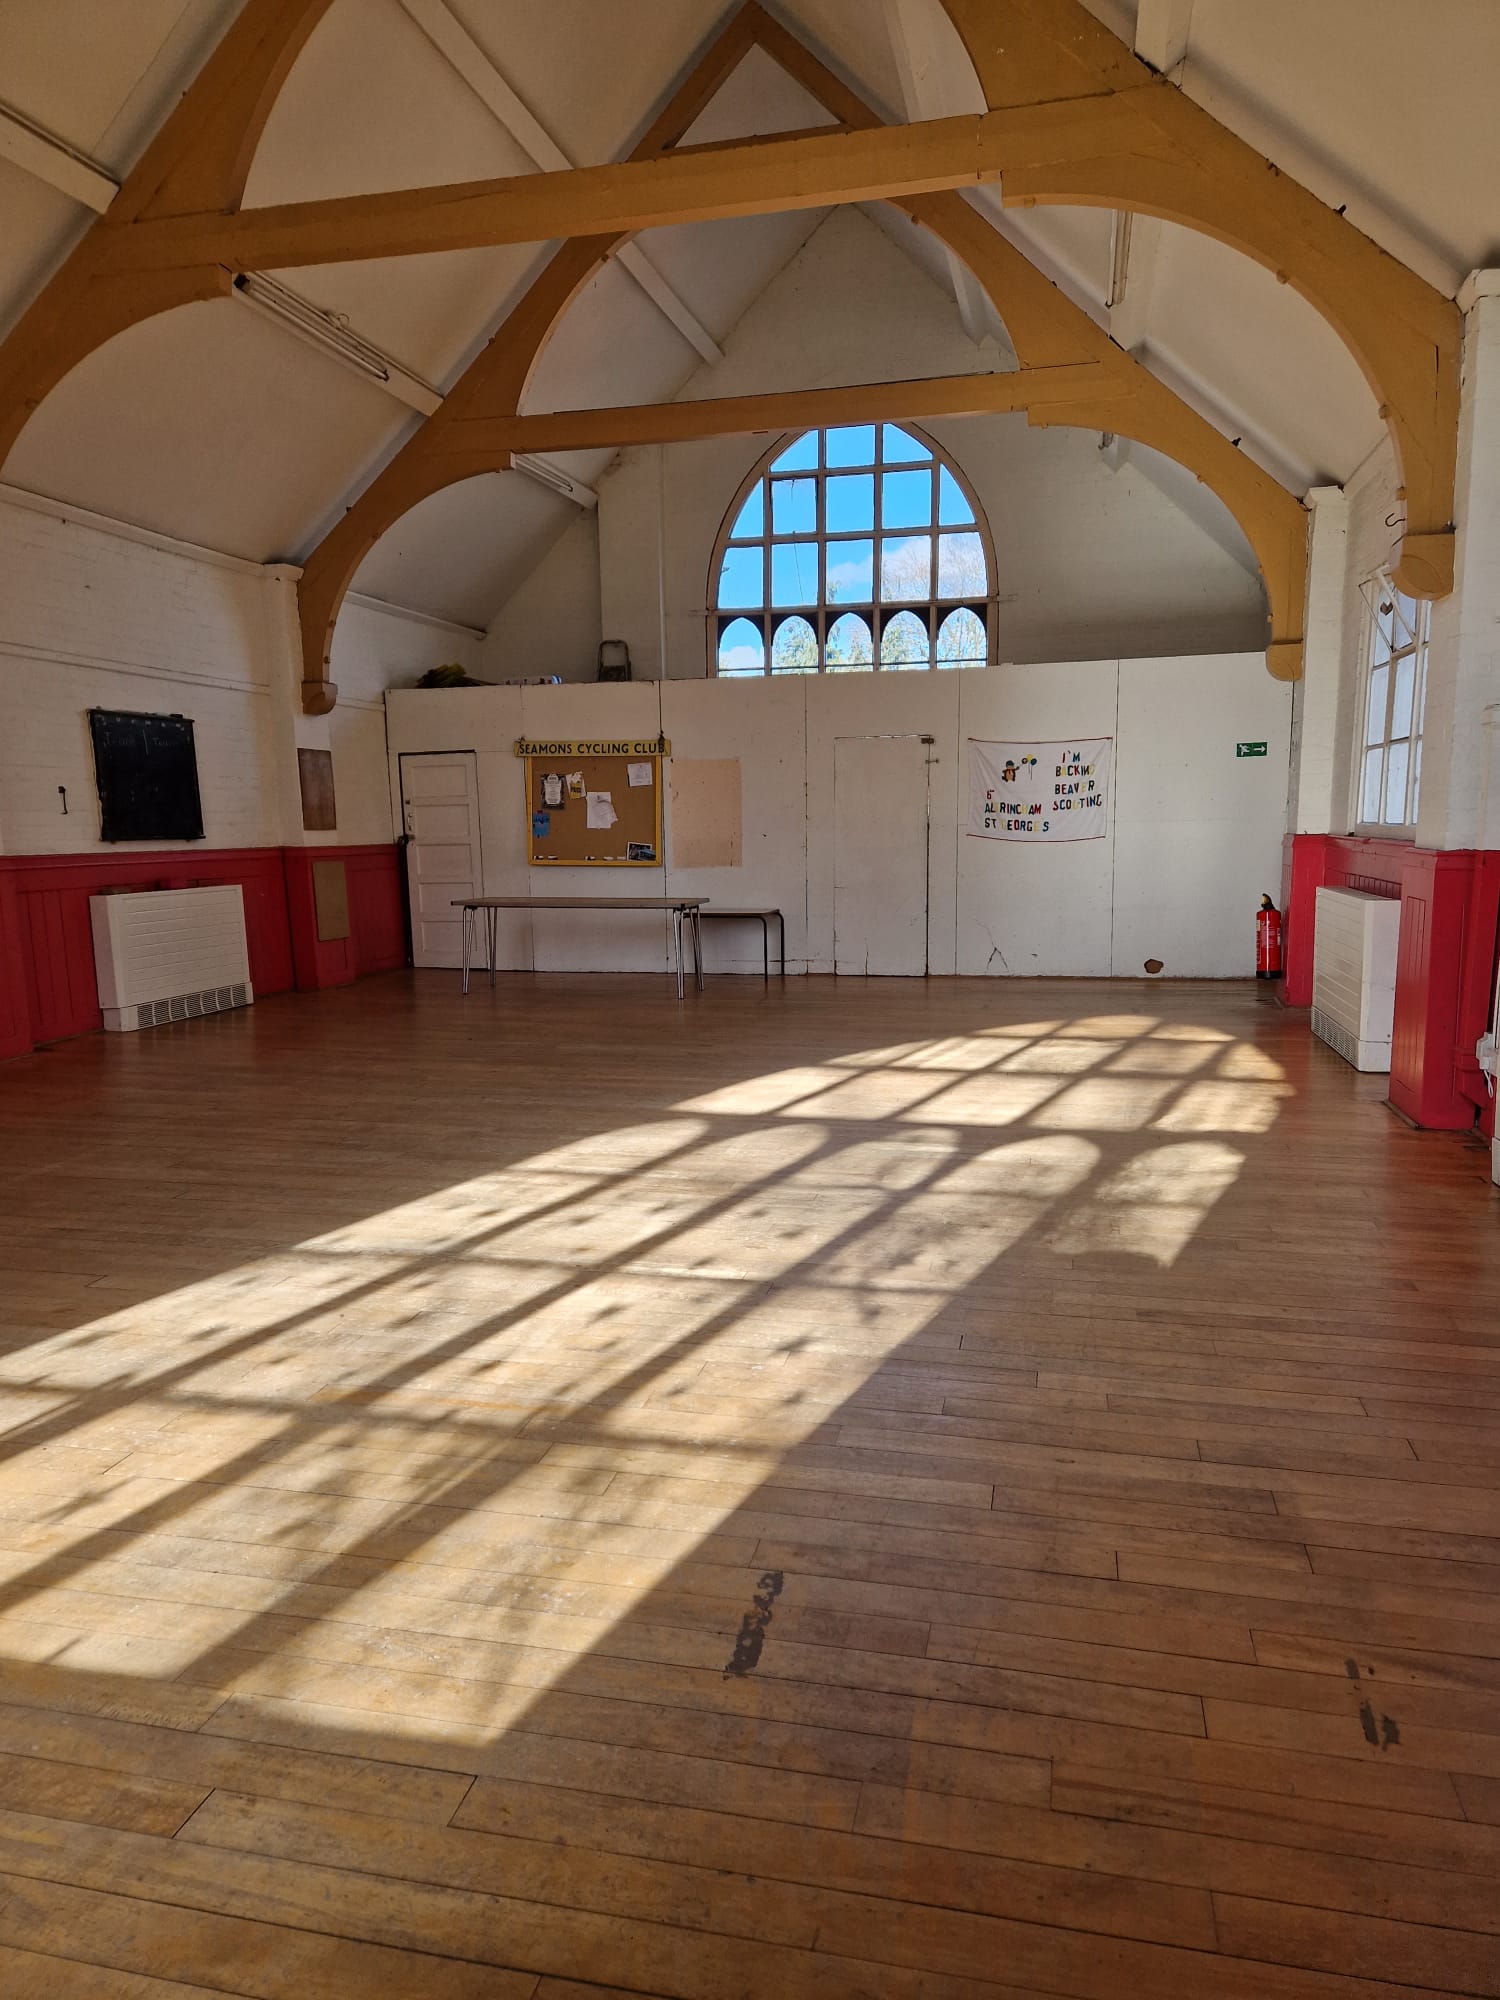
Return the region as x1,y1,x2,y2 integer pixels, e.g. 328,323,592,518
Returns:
967,737,1113,842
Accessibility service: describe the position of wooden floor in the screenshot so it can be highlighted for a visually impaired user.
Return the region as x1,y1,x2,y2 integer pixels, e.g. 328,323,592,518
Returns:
0,971,1498,1998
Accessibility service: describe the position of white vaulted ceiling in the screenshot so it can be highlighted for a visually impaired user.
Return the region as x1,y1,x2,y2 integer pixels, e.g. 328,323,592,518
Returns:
0,0,1494,619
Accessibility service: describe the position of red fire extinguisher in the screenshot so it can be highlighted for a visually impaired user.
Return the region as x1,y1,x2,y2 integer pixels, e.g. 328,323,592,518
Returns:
1256,893,1283,981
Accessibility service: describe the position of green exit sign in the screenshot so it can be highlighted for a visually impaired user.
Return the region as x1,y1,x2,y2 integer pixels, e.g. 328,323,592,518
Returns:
1236,741,1268,758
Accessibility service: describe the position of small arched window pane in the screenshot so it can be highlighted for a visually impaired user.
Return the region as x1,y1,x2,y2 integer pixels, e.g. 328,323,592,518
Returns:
882,469,932,529
881,535,930,601
771,542,819,607
771,477,817,535
938,465,974,525
936,607,987,667
826,539,873,604
825,613,873,671
771,432,818,472
719,545,763,609
881,610,930,667
883,424,930,463
826,474,874,533
718,617,765,676
711,424,991,676
772,615,819,673
729,484,764,539
826,425,876,467
938,532,987,598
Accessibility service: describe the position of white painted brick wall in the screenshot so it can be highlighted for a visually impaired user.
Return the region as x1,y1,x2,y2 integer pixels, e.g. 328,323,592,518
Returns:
0,497,483,857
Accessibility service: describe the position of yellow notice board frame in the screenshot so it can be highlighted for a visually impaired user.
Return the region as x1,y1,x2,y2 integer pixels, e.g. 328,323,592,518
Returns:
515,736,669,867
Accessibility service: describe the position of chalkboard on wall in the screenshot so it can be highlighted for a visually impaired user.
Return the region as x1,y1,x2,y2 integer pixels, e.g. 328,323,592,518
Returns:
88,709,205,843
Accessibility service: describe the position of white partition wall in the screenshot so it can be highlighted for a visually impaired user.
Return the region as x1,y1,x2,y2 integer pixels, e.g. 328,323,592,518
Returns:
387,652,1291,980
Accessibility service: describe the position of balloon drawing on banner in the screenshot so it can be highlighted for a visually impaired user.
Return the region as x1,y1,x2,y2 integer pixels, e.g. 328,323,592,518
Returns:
967,738,1113,841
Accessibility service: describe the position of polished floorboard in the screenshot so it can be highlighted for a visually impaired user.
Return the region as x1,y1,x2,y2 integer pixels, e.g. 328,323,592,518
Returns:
0,969,1497,1998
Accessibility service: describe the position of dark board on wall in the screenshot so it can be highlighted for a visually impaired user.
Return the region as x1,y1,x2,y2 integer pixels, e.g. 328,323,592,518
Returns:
89,709,204,843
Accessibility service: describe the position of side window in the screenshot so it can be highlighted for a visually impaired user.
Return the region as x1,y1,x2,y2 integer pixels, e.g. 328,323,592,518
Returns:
1355,570,1428,829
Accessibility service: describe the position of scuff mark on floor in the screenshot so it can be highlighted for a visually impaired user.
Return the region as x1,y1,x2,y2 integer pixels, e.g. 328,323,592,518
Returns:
723,1569,784,1678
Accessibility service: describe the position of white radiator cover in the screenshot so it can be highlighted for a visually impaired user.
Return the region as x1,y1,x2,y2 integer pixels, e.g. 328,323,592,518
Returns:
1311,886,1400,1071
90,886,253,1033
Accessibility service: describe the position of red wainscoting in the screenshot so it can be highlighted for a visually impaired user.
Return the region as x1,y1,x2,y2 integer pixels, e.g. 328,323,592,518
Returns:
0,843,405,1058
1283,834,1500,1135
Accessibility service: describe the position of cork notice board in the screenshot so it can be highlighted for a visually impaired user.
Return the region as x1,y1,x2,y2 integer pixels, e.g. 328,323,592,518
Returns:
516,736,668,867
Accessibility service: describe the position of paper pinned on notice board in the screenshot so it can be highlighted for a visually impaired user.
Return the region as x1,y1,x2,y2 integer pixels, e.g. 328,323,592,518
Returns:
586,791,618,829
627,762,652,787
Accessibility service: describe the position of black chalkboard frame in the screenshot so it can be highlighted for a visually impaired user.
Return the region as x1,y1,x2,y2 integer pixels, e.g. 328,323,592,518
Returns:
88,708,206,844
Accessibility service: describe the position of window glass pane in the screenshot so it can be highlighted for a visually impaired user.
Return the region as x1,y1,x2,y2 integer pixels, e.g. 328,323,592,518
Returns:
771,476,817,535
825,424,875,467
728,484,763,539
717,617,764,676
880,609,930,667
825,474,874,533
1417,656,1428,730
880,534,931,601
1360,745,1384,822
718,545,763,609
771,541,818,607
825,612,873,672
938,465,974,525
882,424,930,463
825,539,873,604
771,615,819,673
1392,589,1419,645
935,606,987,666
937,531,987,597
1390,652,1416,737
1373,594,1395,661
771,432,818,471
882,469,933,529
1383,739,1410,824
1365,662,1388,745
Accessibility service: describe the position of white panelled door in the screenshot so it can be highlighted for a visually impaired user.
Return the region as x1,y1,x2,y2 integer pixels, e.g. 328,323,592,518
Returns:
399,752,482,969
833,734,930,976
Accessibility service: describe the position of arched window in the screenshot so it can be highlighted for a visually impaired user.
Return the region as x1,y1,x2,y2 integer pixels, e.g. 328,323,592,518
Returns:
710,423,995,677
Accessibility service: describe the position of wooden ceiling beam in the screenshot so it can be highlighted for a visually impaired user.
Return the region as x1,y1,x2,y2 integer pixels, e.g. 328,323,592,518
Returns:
938,0,1459,599
295,0,1310,709
437,364,1114,456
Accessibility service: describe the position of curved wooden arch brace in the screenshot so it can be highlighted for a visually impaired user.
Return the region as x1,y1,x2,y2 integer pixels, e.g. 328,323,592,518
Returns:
937,0,1459,600
0,0,337,464
298,3,1307,707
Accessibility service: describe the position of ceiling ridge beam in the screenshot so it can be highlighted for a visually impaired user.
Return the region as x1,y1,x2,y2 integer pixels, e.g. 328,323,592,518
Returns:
396,0,725,365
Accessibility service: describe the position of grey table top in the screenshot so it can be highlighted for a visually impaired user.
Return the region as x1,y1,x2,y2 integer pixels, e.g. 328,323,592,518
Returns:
454,896,707,910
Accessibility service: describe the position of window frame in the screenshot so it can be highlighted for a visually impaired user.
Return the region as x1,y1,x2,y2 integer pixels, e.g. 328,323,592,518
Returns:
707,422,998,678
1351,567,1429,836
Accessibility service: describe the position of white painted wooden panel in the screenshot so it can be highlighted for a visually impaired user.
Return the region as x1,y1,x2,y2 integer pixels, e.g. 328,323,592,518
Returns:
1111,653,1292,978
833,734,930,976
956,660,1118,976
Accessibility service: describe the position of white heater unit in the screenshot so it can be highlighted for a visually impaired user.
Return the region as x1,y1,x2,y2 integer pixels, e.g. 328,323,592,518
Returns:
90,885,253,1033
1311,886,1400,1071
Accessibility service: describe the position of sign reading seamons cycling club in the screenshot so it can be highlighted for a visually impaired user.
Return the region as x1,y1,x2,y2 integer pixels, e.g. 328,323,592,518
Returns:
967,738,1113,842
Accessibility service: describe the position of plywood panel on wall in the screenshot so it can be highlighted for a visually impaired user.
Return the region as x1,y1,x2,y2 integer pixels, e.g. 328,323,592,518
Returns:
670,759,742,869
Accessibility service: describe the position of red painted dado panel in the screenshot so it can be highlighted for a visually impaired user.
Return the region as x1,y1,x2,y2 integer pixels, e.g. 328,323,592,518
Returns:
1283,833,1500,1134
0,843,405,1058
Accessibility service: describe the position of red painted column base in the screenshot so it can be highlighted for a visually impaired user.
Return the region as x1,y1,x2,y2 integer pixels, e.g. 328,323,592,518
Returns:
1285,833,1500,1133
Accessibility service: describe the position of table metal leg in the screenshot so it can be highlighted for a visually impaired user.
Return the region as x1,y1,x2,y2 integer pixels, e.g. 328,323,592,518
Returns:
487,906,498,988
461,906,473,996
775,911,786,977
672,908,684,1000
757,914,768,981
692,907,704,992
